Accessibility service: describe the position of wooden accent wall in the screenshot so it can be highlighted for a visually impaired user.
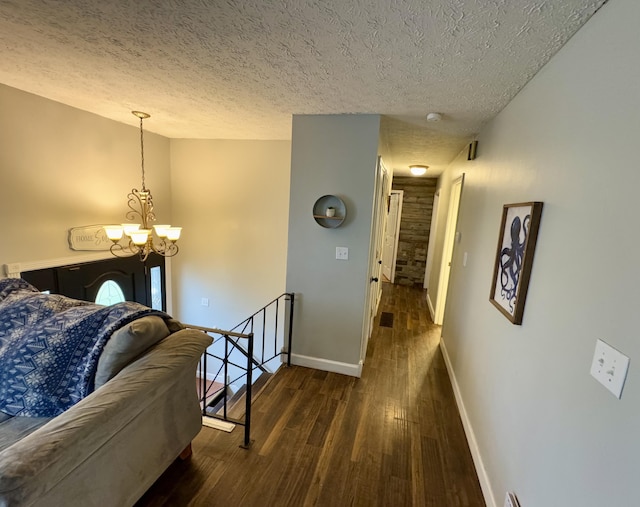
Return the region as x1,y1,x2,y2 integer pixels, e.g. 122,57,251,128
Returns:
391,177,436,287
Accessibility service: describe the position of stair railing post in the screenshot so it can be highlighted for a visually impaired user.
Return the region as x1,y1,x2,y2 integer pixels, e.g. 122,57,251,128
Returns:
223,336,229,420
262,308,266,364
287,293,295,367
274,298,279,365
201,354,207,416
242,327,254,449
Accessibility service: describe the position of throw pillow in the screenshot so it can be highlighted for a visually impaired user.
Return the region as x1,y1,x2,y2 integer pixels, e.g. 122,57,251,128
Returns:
94,315,170,389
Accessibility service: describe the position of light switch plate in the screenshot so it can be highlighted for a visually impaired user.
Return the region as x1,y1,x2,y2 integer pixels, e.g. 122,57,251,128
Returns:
336,247,349,260
590,339,630,399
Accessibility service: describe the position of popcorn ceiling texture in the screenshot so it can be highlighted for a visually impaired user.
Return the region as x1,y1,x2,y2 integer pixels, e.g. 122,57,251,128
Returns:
0,0,606,175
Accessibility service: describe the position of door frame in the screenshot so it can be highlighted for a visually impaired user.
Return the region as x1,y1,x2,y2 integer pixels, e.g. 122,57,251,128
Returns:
434,174,464,325
424,189,440,291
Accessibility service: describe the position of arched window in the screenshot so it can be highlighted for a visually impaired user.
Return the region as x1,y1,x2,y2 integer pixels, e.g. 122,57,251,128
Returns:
95,280,126,306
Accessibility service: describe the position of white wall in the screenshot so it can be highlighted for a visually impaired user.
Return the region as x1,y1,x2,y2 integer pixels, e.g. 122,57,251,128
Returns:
437,1,640,505
286,114,380,374
0,84,171,269
169,139,291,329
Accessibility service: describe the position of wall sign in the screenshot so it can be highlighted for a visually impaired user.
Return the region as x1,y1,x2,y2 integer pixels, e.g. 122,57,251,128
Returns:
68,225,111,251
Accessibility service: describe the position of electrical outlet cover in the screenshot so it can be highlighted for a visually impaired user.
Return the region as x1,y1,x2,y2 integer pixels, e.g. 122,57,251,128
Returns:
336,247,349,260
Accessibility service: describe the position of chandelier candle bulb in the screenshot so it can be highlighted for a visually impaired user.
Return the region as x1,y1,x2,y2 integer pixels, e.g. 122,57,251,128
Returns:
122,223,141,236
104,226,124,242
166,227,182,242
130,229,151,246
153,225,171,238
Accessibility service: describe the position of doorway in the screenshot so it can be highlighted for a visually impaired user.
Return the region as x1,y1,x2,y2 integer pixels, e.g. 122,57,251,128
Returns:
381,190,403,283
433,174,464,325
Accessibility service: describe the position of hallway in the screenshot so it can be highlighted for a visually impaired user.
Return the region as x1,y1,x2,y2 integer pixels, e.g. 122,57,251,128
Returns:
138,283,485,506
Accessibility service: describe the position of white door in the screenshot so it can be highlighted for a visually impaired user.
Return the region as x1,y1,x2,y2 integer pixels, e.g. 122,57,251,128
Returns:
434,175,464,325
371,161,388,313
361,157,389,363
381,191,402,282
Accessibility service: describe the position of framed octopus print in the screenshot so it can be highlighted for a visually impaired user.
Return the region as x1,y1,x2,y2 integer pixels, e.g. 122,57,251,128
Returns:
489,202,543,325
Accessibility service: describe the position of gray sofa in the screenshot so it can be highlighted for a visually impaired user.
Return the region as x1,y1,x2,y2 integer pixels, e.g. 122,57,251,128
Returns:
0,323,211,507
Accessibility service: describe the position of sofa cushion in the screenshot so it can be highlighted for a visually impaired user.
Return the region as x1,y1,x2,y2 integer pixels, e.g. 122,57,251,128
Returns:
0,417,51,453
94,316,170,389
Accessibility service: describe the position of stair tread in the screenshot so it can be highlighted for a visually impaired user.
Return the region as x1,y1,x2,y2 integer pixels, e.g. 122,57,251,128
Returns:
206,371,275,419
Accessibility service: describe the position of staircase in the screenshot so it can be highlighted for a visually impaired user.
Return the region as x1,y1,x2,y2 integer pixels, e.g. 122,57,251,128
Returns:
187,292,295,448
204,371,273,419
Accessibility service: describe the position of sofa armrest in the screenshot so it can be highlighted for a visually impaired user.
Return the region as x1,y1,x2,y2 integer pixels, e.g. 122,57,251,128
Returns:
0,329,211,507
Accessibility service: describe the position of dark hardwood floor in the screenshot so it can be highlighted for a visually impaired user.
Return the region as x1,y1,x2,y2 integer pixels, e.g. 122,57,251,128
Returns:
137,283,485,507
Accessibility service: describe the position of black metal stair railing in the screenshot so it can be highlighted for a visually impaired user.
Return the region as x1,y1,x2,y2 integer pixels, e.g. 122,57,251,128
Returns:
187,292,294,449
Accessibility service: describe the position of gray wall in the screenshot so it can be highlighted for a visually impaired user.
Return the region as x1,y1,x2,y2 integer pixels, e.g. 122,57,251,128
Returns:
286,114,380,372
435,0,640,505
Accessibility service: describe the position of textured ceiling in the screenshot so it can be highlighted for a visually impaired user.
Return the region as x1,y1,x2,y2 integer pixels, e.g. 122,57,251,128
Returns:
0,0,606,176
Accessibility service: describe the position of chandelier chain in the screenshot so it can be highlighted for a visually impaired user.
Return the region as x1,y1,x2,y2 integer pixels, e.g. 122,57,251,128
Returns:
139,116,146,191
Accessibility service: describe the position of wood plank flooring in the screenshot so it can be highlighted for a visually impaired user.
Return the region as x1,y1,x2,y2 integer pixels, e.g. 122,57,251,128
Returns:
136,283,485,507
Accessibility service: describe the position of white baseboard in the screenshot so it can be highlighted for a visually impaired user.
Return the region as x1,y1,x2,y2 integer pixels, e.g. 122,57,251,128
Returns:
427,292,436,322
440,339,497,507
290,353,362,378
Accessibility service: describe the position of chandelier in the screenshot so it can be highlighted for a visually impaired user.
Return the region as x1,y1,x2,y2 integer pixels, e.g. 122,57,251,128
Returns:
104,111,181,261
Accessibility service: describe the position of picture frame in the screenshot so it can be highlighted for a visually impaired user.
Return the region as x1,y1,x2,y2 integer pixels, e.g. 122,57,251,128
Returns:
489,202,543,325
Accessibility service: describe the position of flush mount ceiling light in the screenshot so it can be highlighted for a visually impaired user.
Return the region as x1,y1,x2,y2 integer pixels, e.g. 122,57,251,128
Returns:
409,165,428,176
104,111,182,261
426,112,442,122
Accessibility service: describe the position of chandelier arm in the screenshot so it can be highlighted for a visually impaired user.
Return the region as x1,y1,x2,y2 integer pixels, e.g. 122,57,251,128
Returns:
165,243,179,257
138,247,151,262
126,189,157,229
144,195,156,224
109,242,137,258
126,190,145,223
160,241,179,257
149,240,161,255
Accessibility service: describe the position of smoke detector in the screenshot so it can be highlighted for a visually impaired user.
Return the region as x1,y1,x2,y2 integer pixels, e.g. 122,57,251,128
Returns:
426,112,442,122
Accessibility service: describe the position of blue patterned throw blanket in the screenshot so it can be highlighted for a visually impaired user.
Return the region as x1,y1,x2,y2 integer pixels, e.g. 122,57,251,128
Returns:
0,278,163,418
